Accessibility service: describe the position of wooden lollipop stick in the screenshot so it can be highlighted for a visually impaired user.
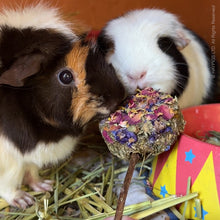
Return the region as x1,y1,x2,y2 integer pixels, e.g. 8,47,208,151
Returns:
114,153,140,220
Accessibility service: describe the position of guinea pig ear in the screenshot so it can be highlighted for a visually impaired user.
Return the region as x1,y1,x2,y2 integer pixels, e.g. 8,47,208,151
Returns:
96,30,115,56
173,30,191,50
0,53,45,87
0,25,74,87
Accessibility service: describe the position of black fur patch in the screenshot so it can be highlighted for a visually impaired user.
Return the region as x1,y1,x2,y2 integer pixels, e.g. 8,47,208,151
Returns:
78,32,89,47
82,30,125,115
158,37,189,98
85,45,125,114
97,30,115,55
0,25,73,75
0,26,82,154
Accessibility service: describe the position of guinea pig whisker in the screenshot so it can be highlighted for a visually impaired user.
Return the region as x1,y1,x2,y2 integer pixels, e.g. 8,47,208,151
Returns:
175,82,186,93
176,83,185,89
163,42,175,54
176,74,188,80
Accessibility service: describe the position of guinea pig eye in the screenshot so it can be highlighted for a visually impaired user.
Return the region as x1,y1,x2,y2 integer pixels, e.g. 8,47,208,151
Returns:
58,69,74,85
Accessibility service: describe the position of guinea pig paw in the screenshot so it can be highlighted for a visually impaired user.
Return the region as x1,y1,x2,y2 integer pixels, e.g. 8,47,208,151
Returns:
30,179,54,192
12,191,34,209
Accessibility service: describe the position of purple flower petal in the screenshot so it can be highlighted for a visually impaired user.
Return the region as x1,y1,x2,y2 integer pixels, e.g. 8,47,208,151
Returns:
128,99,136,108
141,87,159,96
164,145,171,151
109,112,123,124
112,128,137,147
149,134,156,143
164,126,173,133
102,130,114,143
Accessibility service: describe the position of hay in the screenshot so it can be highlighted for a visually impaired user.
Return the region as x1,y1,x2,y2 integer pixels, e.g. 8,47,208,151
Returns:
0,139,199,219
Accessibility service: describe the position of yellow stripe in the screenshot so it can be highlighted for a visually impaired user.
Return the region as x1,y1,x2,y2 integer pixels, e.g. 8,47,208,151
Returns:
180,151,220,219
152,142,178,197
149,155,158,183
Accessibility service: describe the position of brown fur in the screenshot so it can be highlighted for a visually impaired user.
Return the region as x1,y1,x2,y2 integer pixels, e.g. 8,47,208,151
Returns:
67,43,109,126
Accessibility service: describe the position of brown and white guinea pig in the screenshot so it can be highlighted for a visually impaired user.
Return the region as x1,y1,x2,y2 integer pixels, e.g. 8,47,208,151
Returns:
0,4,125,208
97,9,219,109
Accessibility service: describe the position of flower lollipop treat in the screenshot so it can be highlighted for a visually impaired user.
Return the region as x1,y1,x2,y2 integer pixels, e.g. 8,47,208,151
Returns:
99,87,185,160
99,87,185,220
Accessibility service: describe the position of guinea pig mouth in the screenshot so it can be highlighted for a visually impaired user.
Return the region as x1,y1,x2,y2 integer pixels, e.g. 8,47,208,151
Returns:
95,99,126,121
95,112,111,120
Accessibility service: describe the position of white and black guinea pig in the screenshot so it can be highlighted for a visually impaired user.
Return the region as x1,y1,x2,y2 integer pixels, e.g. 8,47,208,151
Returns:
0,4,125,208
97,9,219,108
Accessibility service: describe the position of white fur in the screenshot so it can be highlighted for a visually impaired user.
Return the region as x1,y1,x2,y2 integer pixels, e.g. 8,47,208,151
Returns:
104,9,211,108
0,3,76,40
115,170,150,206
0,134,78,204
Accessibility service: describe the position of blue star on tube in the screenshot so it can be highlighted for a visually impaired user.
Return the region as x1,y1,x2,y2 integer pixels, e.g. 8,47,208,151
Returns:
160,185,168,198
194,206,208,220
185,149,196,164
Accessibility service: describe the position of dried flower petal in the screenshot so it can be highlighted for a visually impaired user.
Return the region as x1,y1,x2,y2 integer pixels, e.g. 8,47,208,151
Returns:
154,105,174,120
102,130,114,143
112,128,137,147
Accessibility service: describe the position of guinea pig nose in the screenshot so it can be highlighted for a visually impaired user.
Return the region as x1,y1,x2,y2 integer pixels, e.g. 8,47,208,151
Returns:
128,71,147,80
